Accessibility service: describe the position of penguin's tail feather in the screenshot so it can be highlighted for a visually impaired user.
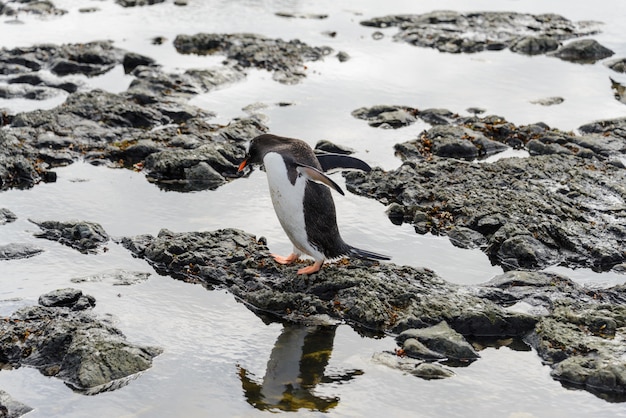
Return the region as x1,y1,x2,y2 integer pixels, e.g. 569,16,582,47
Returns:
347,246,391,261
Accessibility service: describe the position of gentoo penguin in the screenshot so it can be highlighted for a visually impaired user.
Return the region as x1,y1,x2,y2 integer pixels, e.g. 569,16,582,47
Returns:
238,134,390,275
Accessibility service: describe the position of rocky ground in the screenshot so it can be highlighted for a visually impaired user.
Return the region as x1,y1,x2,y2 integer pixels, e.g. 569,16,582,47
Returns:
1,6,626,414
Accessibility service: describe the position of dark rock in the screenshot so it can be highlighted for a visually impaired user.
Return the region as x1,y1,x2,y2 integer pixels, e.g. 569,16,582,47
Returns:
71,269,151,286
530,96,565,106
116,0,165,6
119,228,536,337
397,322,480,361
418,108,456,125
610,77,626,105
315,140,354,155
0,243,44,260
275,12,328,20
0,208,17,225
346,111,626,272
38,288,95,310
550,39,615,64
526,303,626,400
30,219,110,254
497,235,559,270
510,36,560,55
360,12,599,57
606,58,626,73
0,390,32,418
0,292,161,394
447,226,487,249
122,52,156,74
351,105,419,128
371,351,455,380
173,33,332,84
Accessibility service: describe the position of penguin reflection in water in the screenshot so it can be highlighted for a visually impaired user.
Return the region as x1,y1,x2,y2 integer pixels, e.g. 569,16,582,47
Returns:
238,134,390,274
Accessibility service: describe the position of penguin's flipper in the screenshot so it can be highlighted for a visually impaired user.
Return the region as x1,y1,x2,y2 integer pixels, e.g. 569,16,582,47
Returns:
295,163,345,195
315,153,372,173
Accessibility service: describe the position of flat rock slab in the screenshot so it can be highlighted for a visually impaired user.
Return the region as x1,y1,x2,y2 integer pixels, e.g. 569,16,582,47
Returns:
360,11,603,60
30,219,109,254
346,111,626,272
0,289,162,395
119,227,626,399
173,33,334,84
119,228,536,336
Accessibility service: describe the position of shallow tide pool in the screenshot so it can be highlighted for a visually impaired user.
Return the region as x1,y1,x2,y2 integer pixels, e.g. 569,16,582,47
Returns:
1,0,626,416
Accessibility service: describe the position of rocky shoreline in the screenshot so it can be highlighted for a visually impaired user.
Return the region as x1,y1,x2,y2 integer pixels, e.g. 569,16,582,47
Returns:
1,6,626,414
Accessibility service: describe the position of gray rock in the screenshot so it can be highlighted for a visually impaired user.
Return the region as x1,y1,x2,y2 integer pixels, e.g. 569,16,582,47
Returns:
371,351,455,380
530,96,565,106
0,208,17,225
550,39,615,64
346,111,626,272
0,243,44,260
30,219,110,254
510,36,560,55
315,140,354,155
0,390,32,418
38,288,95,310
0,291,162,394
361,11,599,56
119,228,537,337
397,322,480,361
351,105,419,128
606,57,626,73
71,269,151,286
173,33,332,84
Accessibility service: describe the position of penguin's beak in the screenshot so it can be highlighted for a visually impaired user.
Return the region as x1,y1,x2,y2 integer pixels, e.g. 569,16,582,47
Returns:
238,158,248,172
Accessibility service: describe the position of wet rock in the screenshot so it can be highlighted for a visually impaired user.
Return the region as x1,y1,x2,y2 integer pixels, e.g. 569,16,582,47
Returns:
0,243,44,260
606,58,626,73
38,288,95,310
120,228,536,337
530,96,565,106
0,290,162,394
30,219,110,254
122,52,156,74
549,39,614,64
360,11,599,56
477,271,597,310
120,227,626,398
509,36,560,55
0,83,64,100
347,111,626,272
315,140,354,155
173,33,333,84
610,77,626,105
275,12,328,20
397,124,509,160
397,322,480,361
0,208,17,225
447,226,487,249
418,108,456,126
142,117,266,191
0,390,32,418
372,351,455,380
116,0,165,6
2,0,66,16
71,269,151,286
526,303,626,400
351,105,419,128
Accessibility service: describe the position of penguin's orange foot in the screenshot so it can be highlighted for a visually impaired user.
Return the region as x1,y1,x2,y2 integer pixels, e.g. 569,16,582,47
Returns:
272,253,299,265
297,260,324,275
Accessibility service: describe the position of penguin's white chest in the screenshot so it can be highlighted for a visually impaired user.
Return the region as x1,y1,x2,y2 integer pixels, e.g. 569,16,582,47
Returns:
263,152,319,257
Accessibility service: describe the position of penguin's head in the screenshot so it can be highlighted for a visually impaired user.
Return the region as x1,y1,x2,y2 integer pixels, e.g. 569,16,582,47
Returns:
238,134,285,172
